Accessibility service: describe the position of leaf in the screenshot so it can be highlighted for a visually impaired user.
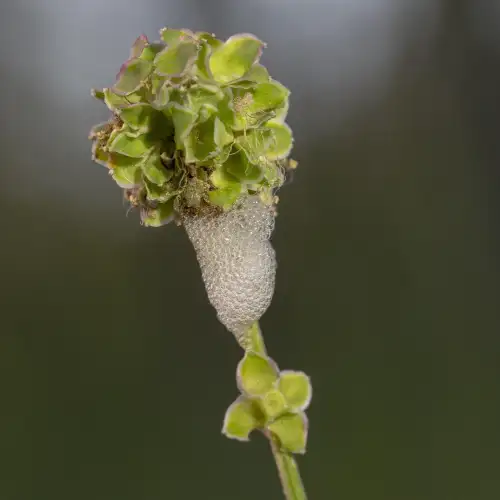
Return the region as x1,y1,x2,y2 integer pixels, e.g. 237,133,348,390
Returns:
145,110,174,142
235,128,274,162
139,43,165,62
249,81,289,113
107,131,151,158
141,150,172,185
103,88,143,111
208,185,242,209
105,127,122,147
243,64,269,83
154,41,199,77
277,371,312,412
111,164,142,188
169,104,197,148
210,167,239,189
185,114,232,163
230,81,288,130
113,58,152,95
209,34,264,84
209,166,242,208
196,81,223,95
141,198,176,227
160,28,196,46
260,389,288,420
237,352,279,397
145,180,179,203
187,87,222,113
195,32,222,49
167,87,186,107
223,148,263,184
194,34,222,81
188,118,218,162
214,117,233,148
151,80,170,108
271,97,289,123
268,413,308,454
230,64,270,88
119,103,156,131
231,94,266,130
213,144,232,166
107,152,141,169
229,80,288,130
129,35,149,58
215,90,236,129
195,40,212,81
198,103,218,124
263,122,293,160
222,396,263,441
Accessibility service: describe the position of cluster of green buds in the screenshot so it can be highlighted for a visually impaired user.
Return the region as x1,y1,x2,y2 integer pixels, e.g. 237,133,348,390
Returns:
89,28,296,226
223,350,312,454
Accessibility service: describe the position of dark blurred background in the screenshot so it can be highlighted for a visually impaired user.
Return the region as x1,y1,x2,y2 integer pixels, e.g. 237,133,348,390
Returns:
1,0,499,499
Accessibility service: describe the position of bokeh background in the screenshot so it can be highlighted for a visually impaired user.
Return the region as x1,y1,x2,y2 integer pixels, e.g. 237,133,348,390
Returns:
1,0,500,499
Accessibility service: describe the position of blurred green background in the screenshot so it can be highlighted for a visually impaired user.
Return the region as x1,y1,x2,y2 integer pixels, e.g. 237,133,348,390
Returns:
1,0,499,498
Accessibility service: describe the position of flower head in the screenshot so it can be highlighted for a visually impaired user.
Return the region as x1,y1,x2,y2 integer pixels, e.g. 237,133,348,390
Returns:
89,29,297,227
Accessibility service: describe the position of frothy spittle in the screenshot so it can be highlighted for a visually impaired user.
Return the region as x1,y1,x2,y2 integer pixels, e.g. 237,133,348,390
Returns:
183,196,276,343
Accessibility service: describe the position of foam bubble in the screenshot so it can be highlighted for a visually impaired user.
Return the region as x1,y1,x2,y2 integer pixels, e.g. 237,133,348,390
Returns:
183,196,277,342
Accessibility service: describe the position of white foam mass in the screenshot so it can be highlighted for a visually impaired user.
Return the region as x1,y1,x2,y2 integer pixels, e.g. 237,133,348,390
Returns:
183,196,277,342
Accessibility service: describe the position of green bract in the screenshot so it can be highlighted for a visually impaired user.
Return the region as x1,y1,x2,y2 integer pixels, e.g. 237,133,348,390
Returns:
237,352,279,396
89,29,297,226
277,370,312,412
222,396,264,441
268,413,308,455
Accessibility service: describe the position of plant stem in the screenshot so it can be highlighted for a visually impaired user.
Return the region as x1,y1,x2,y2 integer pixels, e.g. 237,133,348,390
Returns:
247,322,268,356
267,431,307,500
245,323,308,500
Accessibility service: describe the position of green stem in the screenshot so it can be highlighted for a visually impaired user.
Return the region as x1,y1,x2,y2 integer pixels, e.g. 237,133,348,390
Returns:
247,322,267,356
245,322,308,500
267,432,307,500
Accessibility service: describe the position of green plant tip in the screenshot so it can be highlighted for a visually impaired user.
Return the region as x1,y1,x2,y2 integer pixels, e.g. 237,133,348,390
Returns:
89,28,297,227
260,388,288,420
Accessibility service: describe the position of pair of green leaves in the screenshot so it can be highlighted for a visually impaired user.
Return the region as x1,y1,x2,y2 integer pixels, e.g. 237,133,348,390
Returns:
223,352,312,454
